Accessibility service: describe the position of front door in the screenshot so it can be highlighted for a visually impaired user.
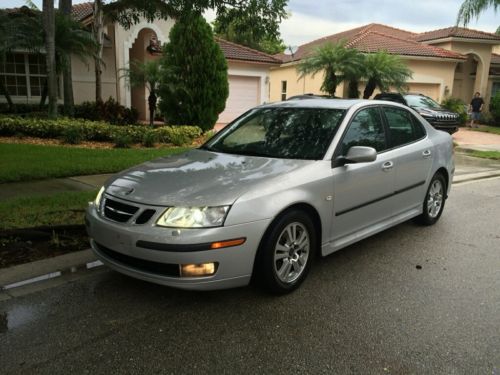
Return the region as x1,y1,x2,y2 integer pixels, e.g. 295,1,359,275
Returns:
331,107,395,242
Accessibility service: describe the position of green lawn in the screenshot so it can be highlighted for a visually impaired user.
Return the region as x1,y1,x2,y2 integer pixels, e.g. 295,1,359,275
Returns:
468,150,500,160
474,126,500,136
0,190,96,230
0,143,190,183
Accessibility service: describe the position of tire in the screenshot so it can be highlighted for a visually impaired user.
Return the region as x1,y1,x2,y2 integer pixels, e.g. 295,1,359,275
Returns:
254,210,316,294
415,172,447,226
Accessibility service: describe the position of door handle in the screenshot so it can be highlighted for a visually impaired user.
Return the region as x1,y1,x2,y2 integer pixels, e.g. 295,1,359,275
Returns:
382,161,394,171
422,150,432,158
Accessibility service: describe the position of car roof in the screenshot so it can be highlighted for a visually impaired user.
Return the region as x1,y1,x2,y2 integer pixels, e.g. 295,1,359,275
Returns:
261,99,370,110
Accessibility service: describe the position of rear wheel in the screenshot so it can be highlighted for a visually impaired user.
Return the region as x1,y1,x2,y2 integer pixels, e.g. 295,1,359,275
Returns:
416,172,446,225
255,210,316,294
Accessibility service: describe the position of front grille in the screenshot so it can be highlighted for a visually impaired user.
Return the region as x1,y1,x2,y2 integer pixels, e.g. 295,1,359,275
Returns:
135,209,156,224
95,242,180,277
104,198,139,223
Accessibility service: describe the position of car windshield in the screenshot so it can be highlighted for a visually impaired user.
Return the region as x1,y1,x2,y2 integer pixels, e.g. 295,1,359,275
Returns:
203,107,345,160
405,95,441,109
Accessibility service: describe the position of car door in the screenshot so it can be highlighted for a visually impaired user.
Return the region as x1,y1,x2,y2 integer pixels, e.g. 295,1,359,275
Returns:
331,106,396,242
381,106,434,215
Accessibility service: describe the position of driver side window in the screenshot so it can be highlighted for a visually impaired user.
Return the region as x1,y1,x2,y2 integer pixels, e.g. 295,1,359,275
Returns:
340,107,387,155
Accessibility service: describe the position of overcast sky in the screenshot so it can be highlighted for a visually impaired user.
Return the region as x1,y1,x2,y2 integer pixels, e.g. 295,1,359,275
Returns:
4,0,499,46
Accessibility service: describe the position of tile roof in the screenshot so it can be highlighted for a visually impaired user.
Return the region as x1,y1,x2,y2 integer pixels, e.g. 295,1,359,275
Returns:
72,2,93,22
413,26,500,42
276,23,464,62
349,31,464,59
214,38,282,64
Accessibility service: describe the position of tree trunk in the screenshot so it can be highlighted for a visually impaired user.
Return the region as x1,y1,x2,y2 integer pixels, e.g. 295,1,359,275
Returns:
43,0,58,119
148,91,157,127
363,78,377,99
347,79,359,99
60,0,74,116
39,79,48,108
93,0,104,103
0,79,14,111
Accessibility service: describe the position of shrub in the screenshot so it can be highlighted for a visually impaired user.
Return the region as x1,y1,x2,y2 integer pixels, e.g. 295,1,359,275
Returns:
156,126,202,145
441,97,467,125
142,130,157,147
488,92,500,126
61,126,83,144
159,12,228,132
113,133,132,148
73,97,139,125
0,116,202,145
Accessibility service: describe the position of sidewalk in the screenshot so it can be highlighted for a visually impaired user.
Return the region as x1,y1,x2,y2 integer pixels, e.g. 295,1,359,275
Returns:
0,174,113,201
453,127,500,152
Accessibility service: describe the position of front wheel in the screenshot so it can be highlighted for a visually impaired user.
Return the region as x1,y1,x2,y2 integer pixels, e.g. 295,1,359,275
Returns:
416,172,447,225
255,210,316,294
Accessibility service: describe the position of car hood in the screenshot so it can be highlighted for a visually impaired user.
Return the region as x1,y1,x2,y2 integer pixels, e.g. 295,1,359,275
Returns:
105,149,312,206
411,106,458,116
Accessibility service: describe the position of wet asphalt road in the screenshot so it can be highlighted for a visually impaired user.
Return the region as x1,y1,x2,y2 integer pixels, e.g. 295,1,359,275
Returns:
1,178,499,374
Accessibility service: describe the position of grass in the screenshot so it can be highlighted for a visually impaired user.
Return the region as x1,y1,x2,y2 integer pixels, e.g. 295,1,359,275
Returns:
468,150,500,160
0,143,190,183
473,125,500,136
0,190,97,230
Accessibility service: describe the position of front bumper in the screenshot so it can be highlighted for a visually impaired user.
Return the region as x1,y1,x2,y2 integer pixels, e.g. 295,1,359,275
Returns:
86,202,271,291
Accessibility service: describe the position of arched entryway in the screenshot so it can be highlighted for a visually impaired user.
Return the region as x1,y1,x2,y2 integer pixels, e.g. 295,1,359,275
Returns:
453,52,488,105
128,28,162,122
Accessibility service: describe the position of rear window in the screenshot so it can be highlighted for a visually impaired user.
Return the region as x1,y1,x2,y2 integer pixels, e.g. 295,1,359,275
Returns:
383,107,426,148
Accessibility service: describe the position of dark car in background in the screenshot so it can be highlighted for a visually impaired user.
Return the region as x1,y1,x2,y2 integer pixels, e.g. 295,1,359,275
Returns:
374,93,460,134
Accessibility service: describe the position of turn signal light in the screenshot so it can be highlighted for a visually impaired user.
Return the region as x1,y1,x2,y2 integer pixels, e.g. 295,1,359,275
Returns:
180,262,218,277
210,238,246,249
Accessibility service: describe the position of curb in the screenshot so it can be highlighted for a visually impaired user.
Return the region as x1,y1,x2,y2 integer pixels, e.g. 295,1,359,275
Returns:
0,249,97,291
453,170,500,184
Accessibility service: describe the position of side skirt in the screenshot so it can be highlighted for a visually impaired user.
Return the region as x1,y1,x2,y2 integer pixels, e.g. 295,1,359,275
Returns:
321,206,422,257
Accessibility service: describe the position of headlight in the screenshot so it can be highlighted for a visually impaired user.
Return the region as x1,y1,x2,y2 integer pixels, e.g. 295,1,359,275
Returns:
156,206,230,228
94,186,105,210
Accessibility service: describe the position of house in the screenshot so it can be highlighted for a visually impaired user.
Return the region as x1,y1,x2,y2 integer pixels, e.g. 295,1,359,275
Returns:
270,23,500,108
0,2,281,124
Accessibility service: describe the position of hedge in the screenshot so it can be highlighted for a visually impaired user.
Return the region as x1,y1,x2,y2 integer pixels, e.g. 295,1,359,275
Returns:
0,116,202,146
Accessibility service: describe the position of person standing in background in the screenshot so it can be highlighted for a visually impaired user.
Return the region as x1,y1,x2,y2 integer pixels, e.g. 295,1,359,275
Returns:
469,92,484,128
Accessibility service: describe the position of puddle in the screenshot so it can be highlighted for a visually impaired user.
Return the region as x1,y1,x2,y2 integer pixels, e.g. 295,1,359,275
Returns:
0,304,45,333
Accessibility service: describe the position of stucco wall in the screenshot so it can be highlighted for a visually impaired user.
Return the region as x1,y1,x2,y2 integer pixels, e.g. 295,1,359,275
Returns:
72,24,117,104
269,64,345,101
269,57,455,102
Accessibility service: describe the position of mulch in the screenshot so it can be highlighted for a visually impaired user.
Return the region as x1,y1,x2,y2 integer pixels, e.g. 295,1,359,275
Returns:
0,225,89,269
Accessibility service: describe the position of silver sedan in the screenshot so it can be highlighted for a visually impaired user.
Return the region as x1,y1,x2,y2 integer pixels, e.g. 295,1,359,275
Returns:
86,99,454,293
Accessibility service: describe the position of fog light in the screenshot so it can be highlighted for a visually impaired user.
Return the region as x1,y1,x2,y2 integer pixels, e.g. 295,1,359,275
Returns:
180,262,217,277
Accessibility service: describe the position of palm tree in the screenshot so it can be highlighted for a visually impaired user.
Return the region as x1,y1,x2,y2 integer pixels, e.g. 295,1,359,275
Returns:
362,51,412,99
59,0,74,116
93,0,104,103
297,41,364,97
457,0,500,26
121,59,162,126
43,0,58,119
53,11,98,112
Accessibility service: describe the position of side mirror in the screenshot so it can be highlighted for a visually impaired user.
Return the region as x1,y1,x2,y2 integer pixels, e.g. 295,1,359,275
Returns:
334,146,377,167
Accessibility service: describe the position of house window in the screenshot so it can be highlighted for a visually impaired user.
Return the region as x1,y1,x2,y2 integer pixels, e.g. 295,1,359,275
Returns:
281,80,287,101
0,53,47,99
492,82,500,98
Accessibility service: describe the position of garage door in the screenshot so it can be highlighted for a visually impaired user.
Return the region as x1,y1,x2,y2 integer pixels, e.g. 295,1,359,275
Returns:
218,75,260,124
408,83,440,101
